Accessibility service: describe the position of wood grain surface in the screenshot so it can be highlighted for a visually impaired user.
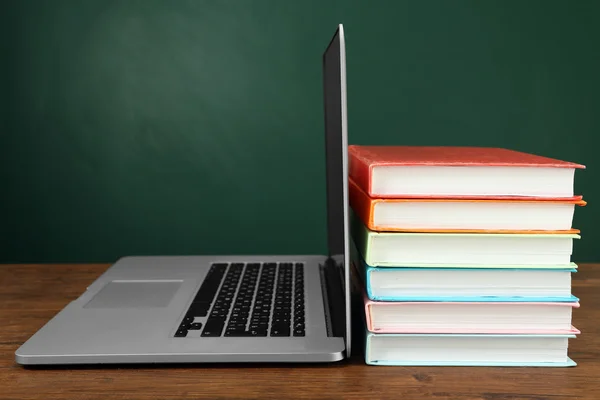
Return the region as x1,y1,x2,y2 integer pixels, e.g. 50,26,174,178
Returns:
1,263,598,400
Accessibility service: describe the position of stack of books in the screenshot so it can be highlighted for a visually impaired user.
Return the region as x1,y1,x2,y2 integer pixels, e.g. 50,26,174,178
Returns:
348,145,586,367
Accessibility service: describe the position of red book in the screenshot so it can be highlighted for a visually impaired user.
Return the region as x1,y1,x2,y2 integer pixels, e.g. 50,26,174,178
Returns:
348,145,585,200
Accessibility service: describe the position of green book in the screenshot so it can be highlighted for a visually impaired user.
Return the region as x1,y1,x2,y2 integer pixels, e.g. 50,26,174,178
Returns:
351,217,579,269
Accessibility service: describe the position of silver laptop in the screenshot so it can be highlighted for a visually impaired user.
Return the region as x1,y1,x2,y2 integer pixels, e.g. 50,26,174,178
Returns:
15,24,351,365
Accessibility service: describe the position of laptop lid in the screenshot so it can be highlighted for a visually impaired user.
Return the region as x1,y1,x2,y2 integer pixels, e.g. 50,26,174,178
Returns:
322,24,351,356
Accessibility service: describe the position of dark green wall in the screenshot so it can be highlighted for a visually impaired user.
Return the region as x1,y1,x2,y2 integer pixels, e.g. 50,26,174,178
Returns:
1,0,598,263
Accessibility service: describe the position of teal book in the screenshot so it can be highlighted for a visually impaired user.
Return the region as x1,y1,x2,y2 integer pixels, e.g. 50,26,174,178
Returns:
351,217,579,268
350,242,579,302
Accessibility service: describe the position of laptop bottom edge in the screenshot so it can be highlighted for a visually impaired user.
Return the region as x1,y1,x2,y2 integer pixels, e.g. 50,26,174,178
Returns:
16,343,346,365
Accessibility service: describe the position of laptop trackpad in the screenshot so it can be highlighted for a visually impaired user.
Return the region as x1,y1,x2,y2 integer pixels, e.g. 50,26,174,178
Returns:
84,280,183,309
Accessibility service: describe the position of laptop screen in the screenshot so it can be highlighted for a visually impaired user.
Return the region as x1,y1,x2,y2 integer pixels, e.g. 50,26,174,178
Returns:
322,24,351,355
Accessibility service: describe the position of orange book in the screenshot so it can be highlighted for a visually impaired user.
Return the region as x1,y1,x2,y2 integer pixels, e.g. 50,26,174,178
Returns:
349,178,585,234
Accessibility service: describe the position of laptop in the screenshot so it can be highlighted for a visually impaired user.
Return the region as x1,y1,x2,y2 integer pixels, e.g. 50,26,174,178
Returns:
15,24,351,365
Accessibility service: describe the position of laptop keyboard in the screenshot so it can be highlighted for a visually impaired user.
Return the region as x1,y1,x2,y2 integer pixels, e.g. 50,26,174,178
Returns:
174,262,305,338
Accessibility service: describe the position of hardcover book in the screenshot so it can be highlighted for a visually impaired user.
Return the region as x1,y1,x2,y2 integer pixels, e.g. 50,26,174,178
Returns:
352,219,579,267
348,145,585,199
362,292,580,334
349,178,585,233
352,257,578,303
364,331,577,367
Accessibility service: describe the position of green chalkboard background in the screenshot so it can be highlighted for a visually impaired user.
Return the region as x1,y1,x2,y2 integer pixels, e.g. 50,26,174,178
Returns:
1,0,598,263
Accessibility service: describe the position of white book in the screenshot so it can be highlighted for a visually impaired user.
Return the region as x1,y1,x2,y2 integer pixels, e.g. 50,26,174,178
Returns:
365,333,577,366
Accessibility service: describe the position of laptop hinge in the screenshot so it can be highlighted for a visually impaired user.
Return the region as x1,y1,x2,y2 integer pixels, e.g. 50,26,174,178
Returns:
320,257,345,338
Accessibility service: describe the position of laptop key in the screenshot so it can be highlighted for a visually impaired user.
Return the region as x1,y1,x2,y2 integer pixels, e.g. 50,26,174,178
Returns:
175,328,188,337
187,302,211,317
201,318,225,337
225,330,267,337
270,328,290,337
193,265,227,303
250,329,267,336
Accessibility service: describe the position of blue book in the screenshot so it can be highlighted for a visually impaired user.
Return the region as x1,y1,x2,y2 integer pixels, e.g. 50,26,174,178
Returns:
351,244,579,303
364,330,577,367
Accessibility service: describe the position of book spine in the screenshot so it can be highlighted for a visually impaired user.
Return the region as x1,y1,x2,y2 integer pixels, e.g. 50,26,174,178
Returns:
365,268,376,300
364,302,373,331
349,179,375,230
364,330,373,364
348,150,372,195
351,216,373,266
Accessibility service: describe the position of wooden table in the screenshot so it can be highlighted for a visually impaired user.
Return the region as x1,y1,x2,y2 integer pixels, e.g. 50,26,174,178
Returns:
1,263,599,399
